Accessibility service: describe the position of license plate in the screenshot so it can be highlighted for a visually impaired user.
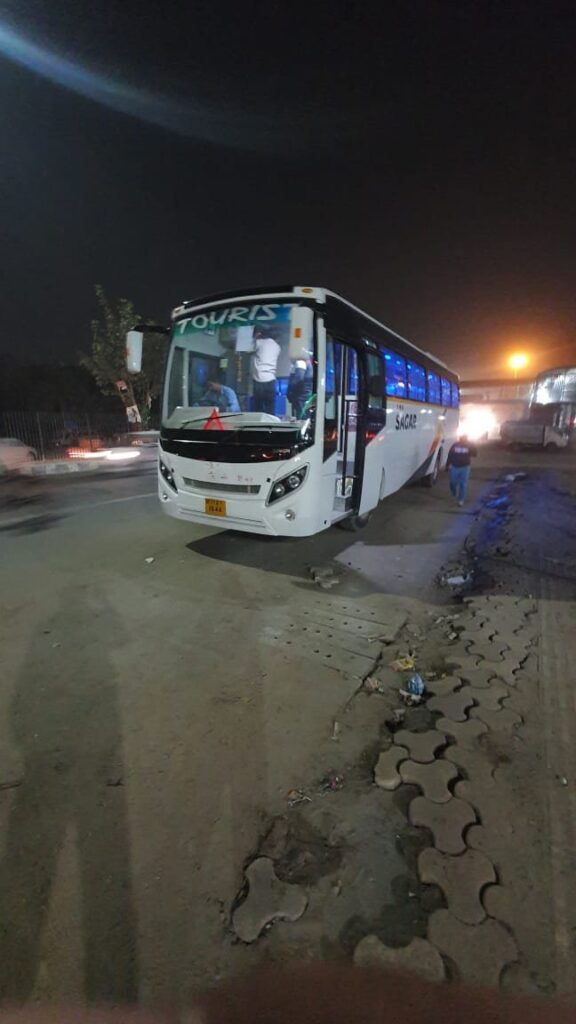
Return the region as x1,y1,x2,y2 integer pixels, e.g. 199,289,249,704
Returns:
205,498,227,517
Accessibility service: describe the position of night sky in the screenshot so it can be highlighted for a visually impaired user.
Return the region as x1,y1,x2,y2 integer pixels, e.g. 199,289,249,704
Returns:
1,0,575,378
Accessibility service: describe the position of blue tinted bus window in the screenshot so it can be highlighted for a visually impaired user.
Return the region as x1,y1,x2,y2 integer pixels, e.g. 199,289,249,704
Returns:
441,377,451,406
427,371,441,404
451,383,460,408
383,349,407,398
407,361,426,402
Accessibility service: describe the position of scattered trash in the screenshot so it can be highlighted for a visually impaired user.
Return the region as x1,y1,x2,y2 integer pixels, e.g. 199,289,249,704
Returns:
331,720,341,741
51,642,61,649
332,879,343,897
365,676,386,694
447,631,458,641
398,673,426,707
445,573,471,586
399,689,422,707
407,673,425,696
391,708,406,726
106,776,123,787
558,776,568,787
309,564,341,589
320,772,345,793
389,655,415,671
434,616,446,625
504,472,527,482
486,495,509,510
145,556,155,564
286,788,311,807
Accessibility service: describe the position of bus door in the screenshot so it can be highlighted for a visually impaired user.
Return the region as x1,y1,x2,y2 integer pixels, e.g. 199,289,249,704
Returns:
325,338,364,519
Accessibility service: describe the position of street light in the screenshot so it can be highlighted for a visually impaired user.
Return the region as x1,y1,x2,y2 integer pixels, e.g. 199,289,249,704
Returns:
509,352,529,378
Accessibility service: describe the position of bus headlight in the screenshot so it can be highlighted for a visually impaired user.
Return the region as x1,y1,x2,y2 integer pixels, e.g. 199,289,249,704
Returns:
159,459,178,492
267,466,307,504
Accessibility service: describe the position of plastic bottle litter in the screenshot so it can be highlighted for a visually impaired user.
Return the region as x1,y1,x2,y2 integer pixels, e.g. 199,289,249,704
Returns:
407,673,425,696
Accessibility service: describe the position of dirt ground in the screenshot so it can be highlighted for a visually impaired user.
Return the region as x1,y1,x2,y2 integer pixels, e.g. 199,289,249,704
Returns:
0,448,575,1004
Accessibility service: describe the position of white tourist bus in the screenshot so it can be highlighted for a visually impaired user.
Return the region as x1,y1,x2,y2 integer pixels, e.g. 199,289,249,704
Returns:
128,285,460,536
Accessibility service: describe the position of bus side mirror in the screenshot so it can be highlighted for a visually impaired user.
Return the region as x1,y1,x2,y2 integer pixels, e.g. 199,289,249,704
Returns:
126,331,143,374
369,374,385,398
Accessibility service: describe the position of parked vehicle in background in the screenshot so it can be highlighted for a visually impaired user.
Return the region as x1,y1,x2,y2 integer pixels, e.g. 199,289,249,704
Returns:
0,437,37,473
501,366,576,450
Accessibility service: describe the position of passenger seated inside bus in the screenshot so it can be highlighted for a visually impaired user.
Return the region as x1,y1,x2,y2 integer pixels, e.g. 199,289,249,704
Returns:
195,380,240,413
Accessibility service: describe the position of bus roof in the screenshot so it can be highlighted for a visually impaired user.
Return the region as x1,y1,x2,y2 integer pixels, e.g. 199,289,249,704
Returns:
173,284,456,378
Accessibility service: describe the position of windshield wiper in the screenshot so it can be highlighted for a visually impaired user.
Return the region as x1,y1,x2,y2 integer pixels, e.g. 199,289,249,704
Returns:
177,412,245,427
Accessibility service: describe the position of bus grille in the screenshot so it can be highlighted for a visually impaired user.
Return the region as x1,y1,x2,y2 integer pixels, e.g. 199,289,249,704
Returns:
183,478,261,495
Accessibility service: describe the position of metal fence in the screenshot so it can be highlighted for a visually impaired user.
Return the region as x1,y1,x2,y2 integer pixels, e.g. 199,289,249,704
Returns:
0,410,129,460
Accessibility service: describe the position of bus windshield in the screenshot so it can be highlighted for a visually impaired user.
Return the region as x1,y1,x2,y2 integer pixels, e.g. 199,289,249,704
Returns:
163,302,316,436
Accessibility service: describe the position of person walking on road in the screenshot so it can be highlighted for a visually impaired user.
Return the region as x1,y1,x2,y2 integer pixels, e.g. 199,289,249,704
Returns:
446,433,477,506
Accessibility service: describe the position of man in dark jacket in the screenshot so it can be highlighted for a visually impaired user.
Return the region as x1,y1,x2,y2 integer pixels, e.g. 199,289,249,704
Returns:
446,434,478,506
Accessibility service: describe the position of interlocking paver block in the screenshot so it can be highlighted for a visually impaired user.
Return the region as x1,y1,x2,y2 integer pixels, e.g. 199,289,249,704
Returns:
418,848,496,924
427,675,462,697
455,666,499,689
501,637,531,658
459,619,492,638
459,682,509,712
443,746,495,790
399,758,458,803
445,654,483,676
374,745,409,790
353,935,445,981
483,885,516,929
466,641,507,663
428,690,474,722
409,796,476,853
470,706,522,732
232,857,307,943
436,717,488,749
466,823,513,863
393,729,446,763
428,909,518,986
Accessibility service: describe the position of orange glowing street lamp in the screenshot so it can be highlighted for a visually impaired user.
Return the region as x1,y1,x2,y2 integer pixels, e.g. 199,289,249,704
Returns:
509,352,529,379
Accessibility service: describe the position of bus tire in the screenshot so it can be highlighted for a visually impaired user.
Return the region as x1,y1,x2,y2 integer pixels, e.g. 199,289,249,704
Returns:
422,452,441,488
338,512,372,531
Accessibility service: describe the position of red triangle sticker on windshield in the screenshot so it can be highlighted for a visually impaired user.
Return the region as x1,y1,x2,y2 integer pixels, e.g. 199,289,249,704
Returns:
203,408,225,431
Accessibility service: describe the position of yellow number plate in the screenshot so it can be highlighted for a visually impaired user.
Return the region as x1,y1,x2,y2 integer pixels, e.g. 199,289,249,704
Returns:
205,498,227,517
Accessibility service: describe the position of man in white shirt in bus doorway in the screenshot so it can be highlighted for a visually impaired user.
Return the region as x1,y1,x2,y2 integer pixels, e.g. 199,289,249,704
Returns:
252,326,280,415
446,433,478,507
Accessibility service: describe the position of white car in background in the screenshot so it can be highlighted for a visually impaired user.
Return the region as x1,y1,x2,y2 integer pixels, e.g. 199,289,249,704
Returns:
0,437,38,473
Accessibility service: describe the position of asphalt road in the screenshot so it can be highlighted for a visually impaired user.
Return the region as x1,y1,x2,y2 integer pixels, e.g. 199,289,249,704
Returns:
0,446,574,1002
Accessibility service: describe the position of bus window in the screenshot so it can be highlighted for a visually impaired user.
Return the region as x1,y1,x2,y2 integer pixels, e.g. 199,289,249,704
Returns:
166,346,185,416
383,350,407,398
427,371,441,404
366,351,386,439
451,382,460,408
407,361,426,402
441,377,451,407
367,352,384,409
324,336,338,460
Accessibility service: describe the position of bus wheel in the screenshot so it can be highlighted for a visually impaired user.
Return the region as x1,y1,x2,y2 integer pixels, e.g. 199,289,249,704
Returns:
338,512,372,531
422,452,441,488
